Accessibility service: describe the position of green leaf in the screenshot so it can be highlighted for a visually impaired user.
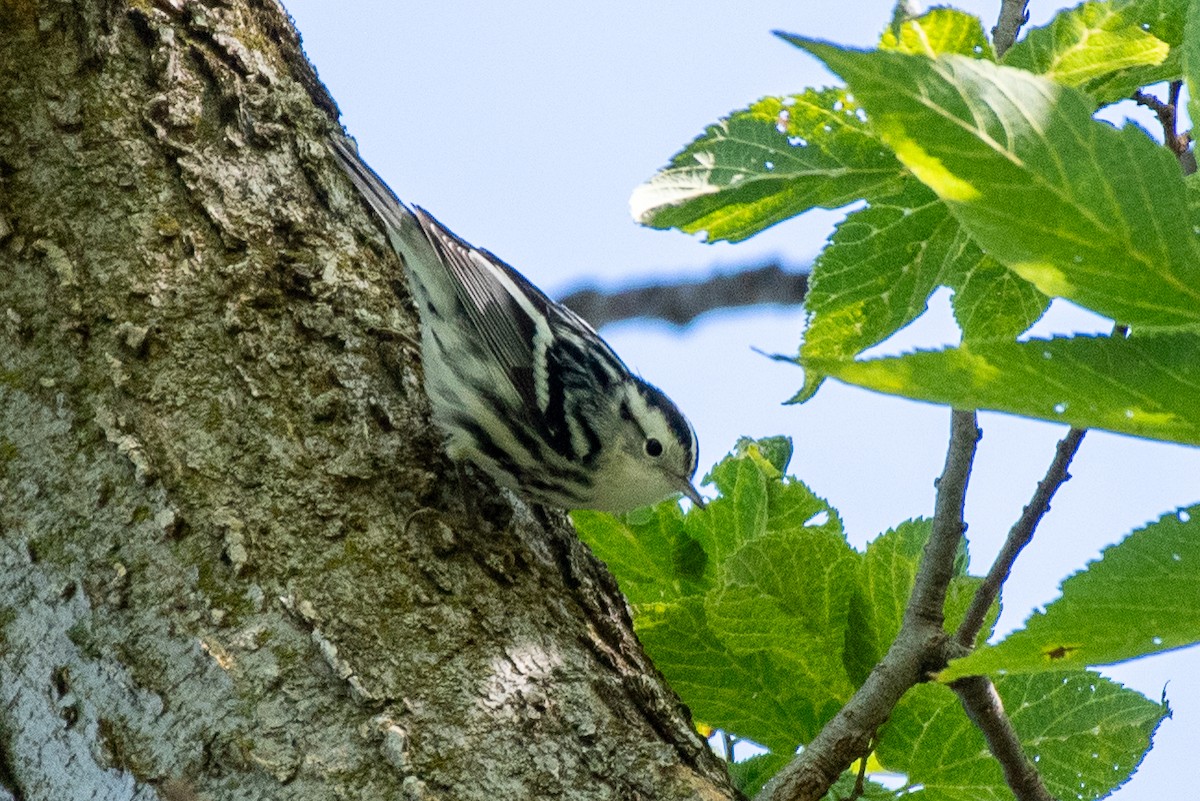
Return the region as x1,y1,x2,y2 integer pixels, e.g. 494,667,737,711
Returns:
845,519,995,685
690,447,773,567
878,674,1164,801
798,178,960,401
576,439,862,752
880,7,995,59
943,504,1200,679
949,255,1050,344
744,434,794,475
1002,0,1179,105
571,504,708,605
878,683,1008,800
807,334,1200,447
634,597,805,752
944,573,998,651
706,525,859,741
784,37,1200,328
845,519,931,684
631,89,904,242
825,769,901,801
1187,171,1200,226
1002,672,1166,801
1117,0,1188,45
796,176,1048,401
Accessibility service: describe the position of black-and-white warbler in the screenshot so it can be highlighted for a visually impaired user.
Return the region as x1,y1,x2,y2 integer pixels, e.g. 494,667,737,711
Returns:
331,137,703,513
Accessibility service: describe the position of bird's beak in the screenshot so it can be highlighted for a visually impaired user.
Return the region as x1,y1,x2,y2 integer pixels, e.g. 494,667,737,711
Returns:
680,480,706,509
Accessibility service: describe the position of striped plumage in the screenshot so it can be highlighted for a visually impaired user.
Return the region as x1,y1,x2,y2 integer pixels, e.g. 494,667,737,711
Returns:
331,137,703,513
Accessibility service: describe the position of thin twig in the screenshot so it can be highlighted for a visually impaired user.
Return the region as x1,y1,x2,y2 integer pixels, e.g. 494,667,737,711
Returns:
1168,80,1183,109
945,422,1084,801
756,411,979,801
1134,85,1179,143
955,427,1086,648
992,0,1030,58
1133,84,1195,173
951,676,1056,801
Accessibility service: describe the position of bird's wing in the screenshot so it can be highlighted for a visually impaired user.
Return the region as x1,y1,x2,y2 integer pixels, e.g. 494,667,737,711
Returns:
408,207,549,414
329,137,542,412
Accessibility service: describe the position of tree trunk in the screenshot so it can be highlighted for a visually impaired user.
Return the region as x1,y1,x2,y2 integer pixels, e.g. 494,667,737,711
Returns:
0,2,738,799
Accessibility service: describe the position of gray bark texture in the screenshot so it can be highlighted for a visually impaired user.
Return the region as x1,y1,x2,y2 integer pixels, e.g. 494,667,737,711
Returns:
0,2,739,799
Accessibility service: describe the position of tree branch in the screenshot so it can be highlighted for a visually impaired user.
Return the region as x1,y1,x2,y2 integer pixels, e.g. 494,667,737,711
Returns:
937,425,1089,801
941,425,1086,801
951,676,1056,801
992,0,1029,58
955,427,1086,648
756,410,980,801
558,261,809,329
909,410,981,624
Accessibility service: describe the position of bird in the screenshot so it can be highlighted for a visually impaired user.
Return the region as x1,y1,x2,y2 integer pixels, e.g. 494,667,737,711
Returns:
329,136,704,513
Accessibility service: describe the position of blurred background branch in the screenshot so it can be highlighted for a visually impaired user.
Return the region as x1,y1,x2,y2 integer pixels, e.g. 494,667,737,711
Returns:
559,260,811,329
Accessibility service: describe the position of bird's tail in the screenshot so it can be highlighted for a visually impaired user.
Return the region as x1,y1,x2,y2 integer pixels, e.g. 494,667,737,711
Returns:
329,136,421,255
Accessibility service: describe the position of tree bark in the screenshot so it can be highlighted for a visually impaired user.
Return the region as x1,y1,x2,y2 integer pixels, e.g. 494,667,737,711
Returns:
0,2,738,799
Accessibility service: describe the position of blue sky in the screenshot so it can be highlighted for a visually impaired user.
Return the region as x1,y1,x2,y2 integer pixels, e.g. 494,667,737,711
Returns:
285,2,1200,796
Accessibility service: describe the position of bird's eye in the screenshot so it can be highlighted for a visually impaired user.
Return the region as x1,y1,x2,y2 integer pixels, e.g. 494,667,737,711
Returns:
644,438,663,458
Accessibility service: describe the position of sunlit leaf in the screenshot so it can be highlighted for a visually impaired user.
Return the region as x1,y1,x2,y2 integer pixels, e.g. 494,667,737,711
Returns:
784,37,1200,328
881,7,994,59
632,90,903,242
574,440,855,751
1003,0,1180,104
